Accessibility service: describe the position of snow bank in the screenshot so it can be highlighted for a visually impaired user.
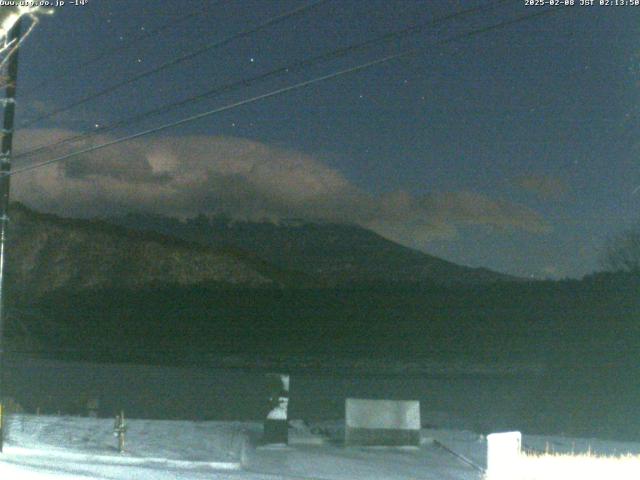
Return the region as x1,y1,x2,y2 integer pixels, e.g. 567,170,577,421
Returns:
4,415,244,465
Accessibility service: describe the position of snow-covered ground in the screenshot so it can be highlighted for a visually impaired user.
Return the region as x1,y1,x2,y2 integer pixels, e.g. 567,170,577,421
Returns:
1,414,640,479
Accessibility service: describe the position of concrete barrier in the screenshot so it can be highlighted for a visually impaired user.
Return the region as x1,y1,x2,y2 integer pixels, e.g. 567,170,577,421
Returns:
486,431,521,478
345,398,420,446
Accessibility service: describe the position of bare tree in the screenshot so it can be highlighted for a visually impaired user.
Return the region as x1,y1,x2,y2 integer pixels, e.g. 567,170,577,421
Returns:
601,228,640,273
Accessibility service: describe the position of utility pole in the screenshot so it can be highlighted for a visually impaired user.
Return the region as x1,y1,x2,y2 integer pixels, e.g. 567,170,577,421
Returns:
0,17,22,453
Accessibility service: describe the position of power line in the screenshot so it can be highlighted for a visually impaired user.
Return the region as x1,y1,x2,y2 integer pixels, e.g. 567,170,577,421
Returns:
20,0,330,128
25,2,226,96
9,6,566,178
15,0,511,162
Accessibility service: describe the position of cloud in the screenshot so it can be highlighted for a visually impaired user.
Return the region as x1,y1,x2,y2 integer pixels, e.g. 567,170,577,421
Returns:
11,129,550,248
541,265,564,279
515,174,568,201
368,190,550,249
420,191,551,233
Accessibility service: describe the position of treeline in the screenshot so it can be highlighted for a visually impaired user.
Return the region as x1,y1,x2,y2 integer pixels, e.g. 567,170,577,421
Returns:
11,273,640,367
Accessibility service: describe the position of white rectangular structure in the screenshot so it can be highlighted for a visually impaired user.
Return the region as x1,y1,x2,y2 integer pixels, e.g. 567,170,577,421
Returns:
486,431,522,478
345,398,420,446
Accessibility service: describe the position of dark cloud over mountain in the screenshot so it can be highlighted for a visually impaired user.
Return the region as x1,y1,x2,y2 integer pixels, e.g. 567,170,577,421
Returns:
13,130,550,251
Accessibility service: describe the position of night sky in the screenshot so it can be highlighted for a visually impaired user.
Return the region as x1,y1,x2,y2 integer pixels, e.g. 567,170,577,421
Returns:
8,0,640,279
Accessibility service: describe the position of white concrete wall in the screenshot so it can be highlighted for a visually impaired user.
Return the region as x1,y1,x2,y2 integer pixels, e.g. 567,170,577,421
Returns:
346,399,420,430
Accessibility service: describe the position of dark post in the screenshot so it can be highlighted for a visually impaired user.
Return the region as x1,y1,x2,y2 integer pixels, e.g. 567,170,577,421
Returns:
0,17,22,453
263,373,289,445
113,410,127,453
